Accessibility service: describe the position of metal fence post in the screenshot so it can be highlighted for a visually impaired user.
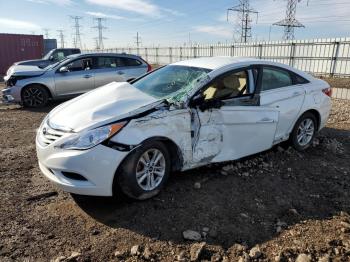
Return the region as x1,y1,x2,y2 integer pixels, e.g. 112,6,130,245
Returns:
156,47,159,65
258,44,263,59
180,47,183,61
169,47,172,63
230,45,235,57
145,48,148,61
210,46,213,57
289,43,296,67
331,41,340,77
193,46,197,58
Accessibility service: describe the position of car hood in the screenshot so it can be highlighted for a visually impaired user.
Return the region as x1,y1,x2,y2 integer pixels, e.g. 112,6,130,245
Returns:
48,82,161,132
15,59,46,65
4,65,46,81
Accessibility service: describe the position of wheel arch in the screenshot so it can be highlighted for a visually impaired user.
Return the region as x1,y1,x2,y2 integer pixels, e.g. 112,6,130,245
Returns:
111,136,184,197
21,83,53,99
140,136,184,172
301,109,321,130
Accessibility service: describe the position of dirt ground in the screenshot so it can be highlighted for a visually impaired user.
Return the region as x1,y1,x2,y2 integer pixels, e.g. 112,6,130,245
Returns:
321,77,350,89
0,80,350,262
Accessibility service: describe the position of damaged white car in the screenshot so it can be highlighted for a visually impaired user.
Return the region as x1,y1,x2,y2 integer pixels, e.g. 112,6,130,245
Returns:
36,57,332,200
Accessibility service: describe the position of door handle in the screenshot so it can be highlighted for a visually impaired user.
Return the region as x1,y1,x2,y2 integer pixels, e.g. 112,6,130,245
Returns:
257,117,275,123
83,74,92,79
117,71,125,75
293,91,302,96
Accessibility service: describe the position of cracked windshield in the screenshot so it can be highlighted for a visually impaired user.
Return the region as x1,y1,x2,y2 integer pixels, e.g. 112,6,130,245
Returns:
132,65,211,102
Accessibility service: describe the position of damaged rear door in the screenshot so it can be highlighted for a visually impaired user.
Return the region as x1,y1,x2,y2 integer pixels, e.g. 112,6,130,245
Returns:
190,67,278,164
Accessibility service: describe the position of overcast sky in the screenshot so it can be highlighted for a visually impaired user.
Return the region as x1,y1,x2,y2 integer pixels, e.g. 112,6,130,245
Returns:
0,0,349,49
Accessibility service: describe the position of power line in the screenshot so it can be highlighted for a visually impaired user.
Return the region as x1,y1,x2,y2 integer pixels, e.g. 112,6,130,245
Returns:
273,0,306,40
57,30,65,48
92,17,107,50
227,0,259,43
70,16,83,49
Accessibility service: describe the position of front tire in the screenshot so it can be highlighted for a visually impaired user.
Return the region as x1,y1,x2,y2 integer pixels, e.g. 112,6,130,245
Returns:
290,112,317,151
116,141,171,200
22,85,49,108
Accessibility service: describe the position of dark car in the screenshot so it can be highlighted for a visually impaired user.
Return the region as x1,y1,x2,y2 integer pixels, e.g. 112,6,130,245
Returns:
14,48,81,69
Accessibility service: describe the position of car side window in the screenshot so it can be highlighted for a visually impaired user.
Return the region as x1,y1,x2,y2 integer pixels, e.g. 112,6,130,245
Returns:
261,67,293,91
96,57,117,69
202,70,250,101
66,58,92,72
52,51,65,61
119,57,142,67
293,73,309,84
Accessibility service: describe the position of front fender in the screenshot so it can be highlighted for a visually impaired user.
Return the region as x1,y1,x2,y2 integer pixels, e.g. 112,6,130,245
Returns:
111,109,193,168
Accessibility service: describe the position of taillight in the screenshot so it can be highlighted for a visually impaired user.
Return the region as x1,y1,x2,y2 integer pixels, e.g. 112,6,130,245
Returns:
322,87,332,97
147,63,152,72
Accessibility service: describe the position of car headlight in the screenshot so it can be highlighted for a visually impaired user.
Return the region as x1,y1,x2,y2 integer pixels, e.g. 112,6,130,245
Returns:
6,76,17,87
57,122,127,150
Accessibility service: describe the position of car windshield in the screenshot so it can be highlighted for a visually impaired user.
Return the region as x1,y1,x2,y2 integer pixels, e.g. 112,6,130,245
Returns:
132,65,211,102
42,49,54,60
44,56,77,70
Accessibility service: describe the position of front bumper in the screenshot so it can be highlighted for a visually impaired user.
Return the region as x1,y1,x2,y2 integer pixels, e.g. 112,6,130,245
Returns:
36,135,129,196
1,86,22,103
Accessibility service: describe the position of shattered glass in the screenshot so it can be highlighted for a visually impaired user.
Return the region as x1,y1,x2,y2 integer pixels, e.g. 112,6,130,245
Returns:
166,73,211,105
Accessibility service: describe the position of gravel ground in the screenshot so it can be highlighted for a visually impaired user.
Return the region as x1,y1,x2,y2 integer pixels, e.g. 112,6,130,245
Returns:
0,82,349,261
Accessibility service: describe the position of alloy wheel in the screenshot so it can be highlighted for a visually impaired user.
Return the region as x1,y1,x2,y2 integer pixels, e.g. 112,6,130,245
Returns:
135,148,166,191
23,87,46,107
296,118,315,146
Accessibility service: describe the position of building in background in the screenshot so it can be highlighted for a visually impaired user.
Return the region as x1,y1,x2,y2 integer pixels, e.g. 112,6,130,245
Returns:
0,33,44,75
43,39,57,55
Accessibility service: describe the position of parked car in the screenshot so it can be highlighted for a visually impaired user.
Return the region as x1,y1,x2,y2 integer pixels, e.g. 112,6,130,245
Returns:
10,48,81,69
2,53,152,107
36,57,332,200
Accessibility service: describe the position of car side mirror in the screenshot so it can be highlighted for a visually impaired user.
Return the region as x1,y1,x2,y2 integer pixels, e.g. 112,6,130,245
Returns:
199,98,224,112
59,66,69,73
190,93,205,108
190,93,224,111
49,55,55,61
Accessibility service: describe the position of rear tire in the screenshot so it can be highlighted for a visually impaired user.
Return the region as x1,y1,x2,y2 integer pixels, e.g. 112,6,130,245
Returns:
22,85,49,108
289,112,317,151
116,141,171,200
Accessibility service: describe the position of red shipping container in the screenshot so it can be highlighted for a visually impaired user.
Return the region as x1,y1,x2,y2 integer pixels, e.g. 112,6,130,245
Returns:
0,33,44,75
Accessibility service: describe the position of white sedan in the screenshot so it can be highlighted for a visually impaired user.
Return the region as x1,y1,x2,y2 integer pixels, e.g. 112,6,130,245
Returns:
36,57,332,200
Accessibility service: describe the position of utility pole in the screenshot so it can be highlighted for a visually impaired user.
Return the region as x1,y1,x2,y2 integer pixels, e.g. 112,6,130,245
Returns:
227,0,258,43
70,16,83,49
57,30,65,48
43,28,50,39
273,0,305,40
92,17,107,50
134,32,141,48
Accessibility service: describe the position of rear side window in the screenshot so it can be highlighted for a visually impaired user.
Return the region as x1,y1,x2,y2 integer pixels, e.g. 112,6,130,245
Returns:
95,57,117,69
293,73,309,84
261,67,293,91
119,57,142,67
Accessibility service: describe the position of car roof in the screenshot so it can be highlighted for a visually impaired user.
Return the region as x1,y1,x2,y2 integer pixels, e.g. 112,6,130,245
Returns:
172,56,314,81
75,53,141,59
172,57,258,70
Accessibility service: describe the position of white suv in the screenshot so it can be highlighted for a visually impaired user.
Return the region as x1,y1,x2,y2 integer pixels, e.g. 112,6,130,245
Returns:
36,57,332,200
